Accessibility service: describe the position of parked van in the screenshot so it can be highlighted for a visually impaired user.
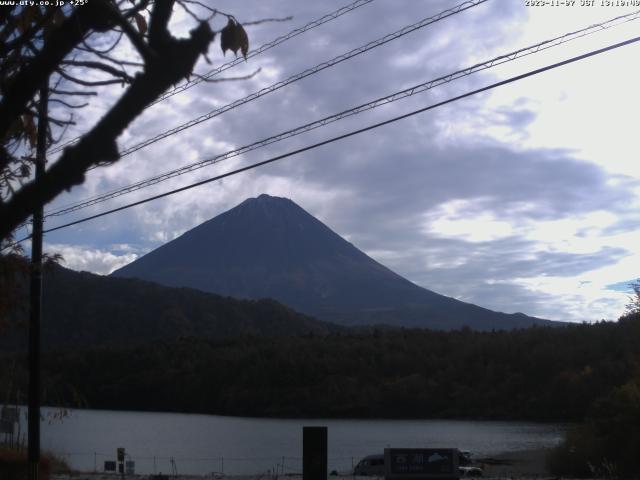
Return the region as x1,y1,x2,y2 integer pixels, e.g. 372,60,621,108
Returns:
354,451,482,477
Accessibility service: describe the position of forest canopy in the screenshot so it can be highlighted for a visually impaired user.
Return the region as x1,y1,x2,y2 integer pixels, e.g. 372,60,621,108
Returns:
2,314,639,422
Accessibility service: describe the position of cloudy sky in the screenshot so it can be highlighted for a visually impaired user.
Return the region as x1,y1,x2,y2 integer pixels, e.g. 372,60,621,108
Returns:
23,0,640,323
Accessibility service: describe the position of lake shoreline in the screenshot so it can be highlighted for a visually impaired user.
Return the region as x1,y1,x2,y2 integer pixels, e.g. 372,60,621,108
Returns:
27,407,567,476
477,447,553,477
32,404,573,424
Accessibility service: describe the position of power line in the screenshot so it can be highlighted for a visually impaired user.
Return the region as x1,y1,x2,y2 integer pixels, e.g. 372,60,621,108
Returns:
47,0,377,155
41,0,487,221
12,34,636,246
152,0,376,105
111,0,488,159
43,9,640,219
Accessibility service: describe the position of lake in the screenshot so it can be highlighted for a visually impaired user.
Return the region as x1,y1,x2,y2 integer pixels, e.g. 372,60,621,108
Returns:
18,407,566,475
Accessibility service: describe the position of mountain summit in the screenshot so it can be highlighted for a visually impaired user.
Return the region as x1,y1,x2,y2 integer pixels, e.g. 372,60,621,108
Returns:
112,194,554,330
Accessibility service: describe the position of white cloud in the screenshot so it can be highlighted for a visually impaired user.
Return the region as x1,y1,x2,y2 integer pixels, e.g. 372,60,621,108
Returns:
46,244,141,275
32,1,640,324
514,275,628,322
423,199,516,243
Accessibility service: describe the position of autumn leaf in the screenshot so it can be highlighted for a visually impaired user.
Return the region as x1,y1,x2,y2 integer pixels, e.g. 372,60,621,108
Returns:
220,18,235,56
134,13,147,35
236,22,249,59
220,18,249,60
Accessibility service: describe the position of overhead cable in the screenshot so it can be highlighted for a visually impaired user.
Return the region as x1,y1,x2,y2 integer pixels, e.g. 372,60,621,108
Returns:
110,0,489,159
13,34,636,246
152,0,377,105
47,0,376,155
44,9,640,218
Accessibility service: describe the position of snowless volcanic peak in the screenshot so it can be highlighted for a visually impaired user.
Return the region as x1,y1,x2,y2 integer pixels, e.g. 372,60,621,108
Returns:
112,194,556,331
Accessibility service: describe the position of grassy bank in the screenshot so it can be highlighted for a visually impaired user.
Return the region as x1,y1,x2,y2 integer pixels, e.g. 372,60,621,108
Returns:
0,444,70,480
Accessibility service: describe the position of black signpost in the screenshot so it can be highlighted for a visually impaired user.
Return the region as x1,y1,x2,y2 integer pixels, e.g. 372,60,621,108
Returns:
303,426,327,480
384,448,459,480
117,448,125,477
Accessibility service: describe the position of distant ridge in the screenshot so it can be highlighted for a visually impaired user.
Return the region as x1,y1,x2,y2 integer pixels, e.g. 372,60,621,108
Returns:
0,262,337,352
113,194,557,330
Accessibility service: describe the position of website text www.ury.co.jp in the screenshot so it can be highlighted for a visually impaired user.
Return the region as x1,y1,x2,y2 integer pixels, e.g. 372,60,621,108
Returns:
0,0,87,7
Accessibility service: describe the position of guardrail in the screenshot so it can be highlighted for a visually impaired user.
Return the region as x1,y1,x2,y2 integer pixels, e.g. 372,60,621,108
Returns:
53,452,360,476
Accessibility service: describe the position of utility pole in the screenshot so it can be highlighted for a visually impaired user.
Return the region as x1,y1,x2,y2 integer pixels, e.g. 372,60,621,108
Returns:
28,80,48,480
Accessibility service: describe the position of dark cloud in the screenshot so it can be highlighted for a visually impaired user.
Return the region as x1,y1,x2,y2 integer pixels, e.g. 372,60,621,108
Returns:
39,0,639,322
275,134,636,227
351,231,630,320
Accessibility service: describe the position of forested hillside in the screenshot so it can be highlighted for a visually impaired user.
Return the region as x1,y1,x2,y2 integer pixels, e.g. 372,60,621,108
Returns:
0,262,339,352
3,315,638,421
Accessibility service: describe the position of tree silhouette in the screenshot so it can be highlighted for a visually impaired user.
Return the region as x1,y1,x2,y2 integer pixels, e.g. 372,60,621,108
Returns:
625,279,640,317
0,0,254,242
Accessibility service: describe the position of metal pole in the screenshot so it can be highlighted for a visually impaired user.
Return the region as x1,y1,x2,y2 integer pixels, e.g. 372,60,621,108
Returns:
28,81,48,480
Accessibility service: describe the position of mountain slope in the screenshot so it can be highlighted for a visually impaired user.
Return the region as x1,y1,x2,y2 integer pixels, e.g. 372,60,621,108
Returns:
113,194,556,330
1,262,337,351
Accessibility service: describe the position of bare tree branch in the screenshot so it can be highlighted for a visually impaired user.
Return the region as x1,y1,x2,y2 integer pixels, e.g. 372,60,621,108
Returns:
81,47,145,67
0,4,215,239
50,89,98,97
47,117,76,127
104,3,155,63
177,2,207,23
25,108,75,127
149,0,175,47
49,98,90,109
55,68,126,87
0,7,19,44
61,60,134,82
0,0,117,140
242,17,294,26
121,0,153,19
81,31,124,55
0,9,55,57
178,1,233,20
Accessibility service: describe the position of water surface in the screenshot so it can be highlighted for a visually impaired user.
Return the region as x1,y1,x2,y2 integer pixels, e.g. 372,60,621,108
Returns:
27,408,566,475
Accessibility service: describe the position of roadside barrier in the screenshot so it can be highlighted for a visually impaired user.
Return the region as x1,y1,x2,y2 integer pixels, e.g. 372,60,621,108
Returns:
53,452,361,476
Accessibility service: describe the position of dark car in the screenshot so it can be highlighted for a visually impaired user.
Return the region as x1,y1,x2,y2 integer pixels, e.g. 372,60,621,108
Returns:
354,454,385,476
459,466,483,477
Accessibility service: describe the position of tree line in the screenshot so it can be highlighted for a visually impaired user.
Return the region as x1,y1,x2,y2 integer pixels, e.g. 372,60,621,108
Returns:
2,313,638,422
